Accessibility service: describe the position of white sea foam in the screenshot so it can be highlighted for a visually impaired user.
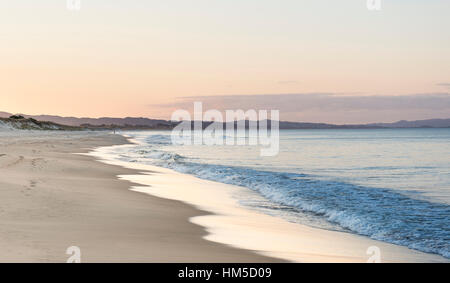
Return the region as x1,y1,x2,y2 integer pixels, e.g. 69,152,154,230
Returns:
99,130,450,259
88,140,448,262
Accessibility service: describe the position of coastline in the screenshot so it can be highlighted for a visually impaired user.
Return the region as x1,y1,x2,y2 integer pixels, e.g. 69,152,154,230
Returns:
0,131,279,262
90,136,449,263
1,130,447,263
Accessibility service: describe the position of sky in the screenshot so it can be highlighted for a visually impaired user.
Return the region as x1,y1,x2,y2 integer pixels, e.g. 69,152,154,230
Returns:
1,0,449,123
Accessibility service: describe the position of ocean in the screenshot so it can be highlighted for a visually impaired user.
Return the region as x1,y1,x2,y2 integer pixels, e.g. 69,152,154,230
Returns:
104,129,450,258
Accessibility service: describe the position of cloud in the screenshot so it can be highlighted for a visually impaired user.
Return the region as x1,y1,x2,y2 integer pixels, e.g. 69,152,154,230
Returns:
150,93,450,123
155,93,450,111
437,83,450,89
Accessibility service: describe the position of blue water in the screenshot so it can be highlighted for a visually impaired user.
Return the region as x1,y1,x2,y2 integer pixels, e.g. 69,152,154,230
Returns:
107,129,450,258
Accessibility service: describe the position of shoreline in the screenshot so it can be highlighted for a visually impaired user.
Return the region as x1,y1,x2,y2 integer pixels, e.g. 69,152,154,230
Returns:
90,136,449,263
0,131,279,262
0,130,447,262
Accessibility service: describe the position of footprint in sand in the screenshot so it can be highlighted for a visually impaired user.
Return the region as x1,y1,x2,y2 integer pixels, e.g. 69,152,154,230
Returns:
21,180,37,196
0,156,24,168
31,158,45,170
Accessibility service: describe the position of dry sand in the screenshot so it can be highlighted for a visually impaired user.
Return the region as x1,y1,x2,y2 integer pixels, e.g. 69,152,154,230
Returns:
0,131,279,262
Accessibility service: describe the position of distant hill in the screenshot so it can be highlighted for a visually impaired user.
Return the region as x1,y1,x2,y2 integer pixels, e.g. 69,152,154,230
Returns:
20,115,174,128
1,111,449,129
0,111,11,118
369,119,450,128
0,116,81,131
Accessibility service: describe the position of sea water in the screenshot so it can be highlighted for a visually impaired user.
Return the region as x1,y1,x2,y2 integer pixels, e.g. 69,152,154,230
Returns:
103,129,450,258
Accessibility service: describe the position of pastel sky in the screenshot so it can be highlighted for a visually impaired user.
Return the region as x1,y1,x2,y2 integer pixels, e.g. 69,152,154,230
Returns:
1,0,449,123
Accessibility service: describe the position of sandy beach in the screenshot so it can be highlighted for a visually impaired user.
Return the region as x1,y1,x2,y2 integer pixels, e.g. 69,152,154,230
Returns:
0,131,279,263
0,130,448,263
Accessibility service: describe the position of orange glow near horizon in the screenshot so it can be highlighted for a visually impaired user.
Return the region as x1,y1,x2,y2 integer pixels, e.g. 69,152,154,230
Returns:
1,1,449,123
